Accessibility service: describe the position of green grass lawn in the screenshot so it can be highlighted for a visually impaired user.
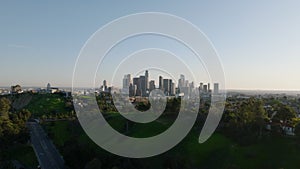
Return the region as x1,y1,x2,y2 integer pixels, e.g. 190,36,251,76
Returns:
43,114,300,169
231,137,300,169
43,121,71,147
24,94,68,116
4,144,39,169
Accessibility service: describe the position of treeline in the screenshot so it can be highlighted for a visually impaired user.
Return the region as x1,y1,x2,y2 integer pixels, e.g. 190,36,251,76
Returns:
221,97,299,145
97,93,300,142
221,98,268,145
0,97,31,159
0,97,31,145
43,95,300,169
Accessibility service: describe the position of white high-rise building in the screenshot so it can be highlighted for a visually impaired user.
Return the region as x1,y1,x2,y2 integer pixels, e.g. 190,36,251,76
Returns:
178,74,185,88
47,83,51,92
101,80,108,92
122,74,131,89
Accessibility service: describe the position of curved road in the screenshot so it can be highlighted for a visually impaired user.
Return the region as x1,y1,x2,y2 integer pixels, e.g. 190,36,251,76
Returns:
27,122,65,169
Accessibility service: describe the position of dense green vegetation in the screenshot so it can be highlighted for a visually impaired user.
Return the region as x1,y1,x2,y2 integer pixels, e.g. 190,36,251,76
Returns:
1,144,39,168
44,120,72,147
23,93,75,119
43,117,300,169
2,92,300,169
39,93,300,169
0,96,38,168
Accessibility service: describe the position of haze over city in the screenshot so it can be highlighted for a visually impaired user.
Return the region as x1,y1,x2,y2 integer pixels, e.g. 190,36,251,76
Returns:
1,1,300,90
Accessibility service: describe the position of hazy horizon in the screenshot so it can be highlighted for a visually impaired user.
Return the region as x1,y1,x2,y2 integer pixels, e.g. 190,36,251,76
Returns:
2,84,300,93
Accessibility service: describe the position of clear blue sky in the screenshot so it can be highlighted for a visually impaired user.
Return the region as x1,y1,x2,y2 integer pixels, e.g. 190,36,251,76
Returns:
1,1,300,90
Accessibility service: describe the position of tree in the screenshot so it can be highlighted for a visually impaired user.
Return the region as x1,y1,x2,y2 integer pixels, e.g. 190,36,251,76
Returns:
294,123,300,138
0,98,11,119
0,97,31,147
85,158,102,169
18,109,31,121
223,98,268,144
273,103,296,122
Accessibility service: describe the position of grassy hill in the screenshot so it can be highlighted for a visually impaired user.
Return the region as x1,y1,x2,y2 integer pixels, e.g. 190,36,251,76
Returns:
23,93,73,118
42,113,300,169
1,144,39,169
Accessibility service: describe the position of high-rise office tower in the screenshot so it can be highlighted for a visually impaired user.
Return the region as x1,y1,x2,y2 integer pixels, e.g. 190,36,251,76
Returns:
159,76,163,90
190,82,194,89
129,83,134,97
180,74,185,82
102,80,107,91
199,82,204,93
178,74,185,88
170,82,175,96
168,79,172,95
149,80,155,91
145,70,149,90
122,74,131,89
163,79,170,95
203,84,208,93
47,83,51,92
214,83,219,94
139,76,146,96
131,72,149,97
132,85,137,96
189,82,194,97
185,80,189,88
133,77,140,96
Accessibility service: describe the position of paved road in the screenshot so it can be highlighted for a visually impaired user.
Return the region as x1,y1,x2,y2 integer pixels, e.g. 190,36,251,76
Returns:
27,122,65,169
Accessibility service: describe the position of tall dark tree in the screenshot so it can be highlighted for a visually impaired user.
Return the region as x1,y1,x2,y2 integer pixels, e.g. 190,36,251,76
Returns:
223,98,268,144
0,97,11,119
273,103,296,122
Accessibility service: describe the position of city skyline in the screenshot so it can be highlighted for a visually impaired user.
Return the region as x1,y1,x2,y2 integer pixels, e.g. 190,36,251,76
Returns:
119,70,219,97
1,1,300,90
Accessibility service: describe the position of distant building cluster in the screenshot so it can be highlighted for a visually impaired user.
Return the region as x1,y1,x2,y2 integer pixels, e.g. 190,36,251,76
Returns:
46,83,59,94
0,83,71,97
100,80,112,93
11,85,23,94
101,70,221,98
126,70,151,97
1,71,220,99
0,88,10,95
